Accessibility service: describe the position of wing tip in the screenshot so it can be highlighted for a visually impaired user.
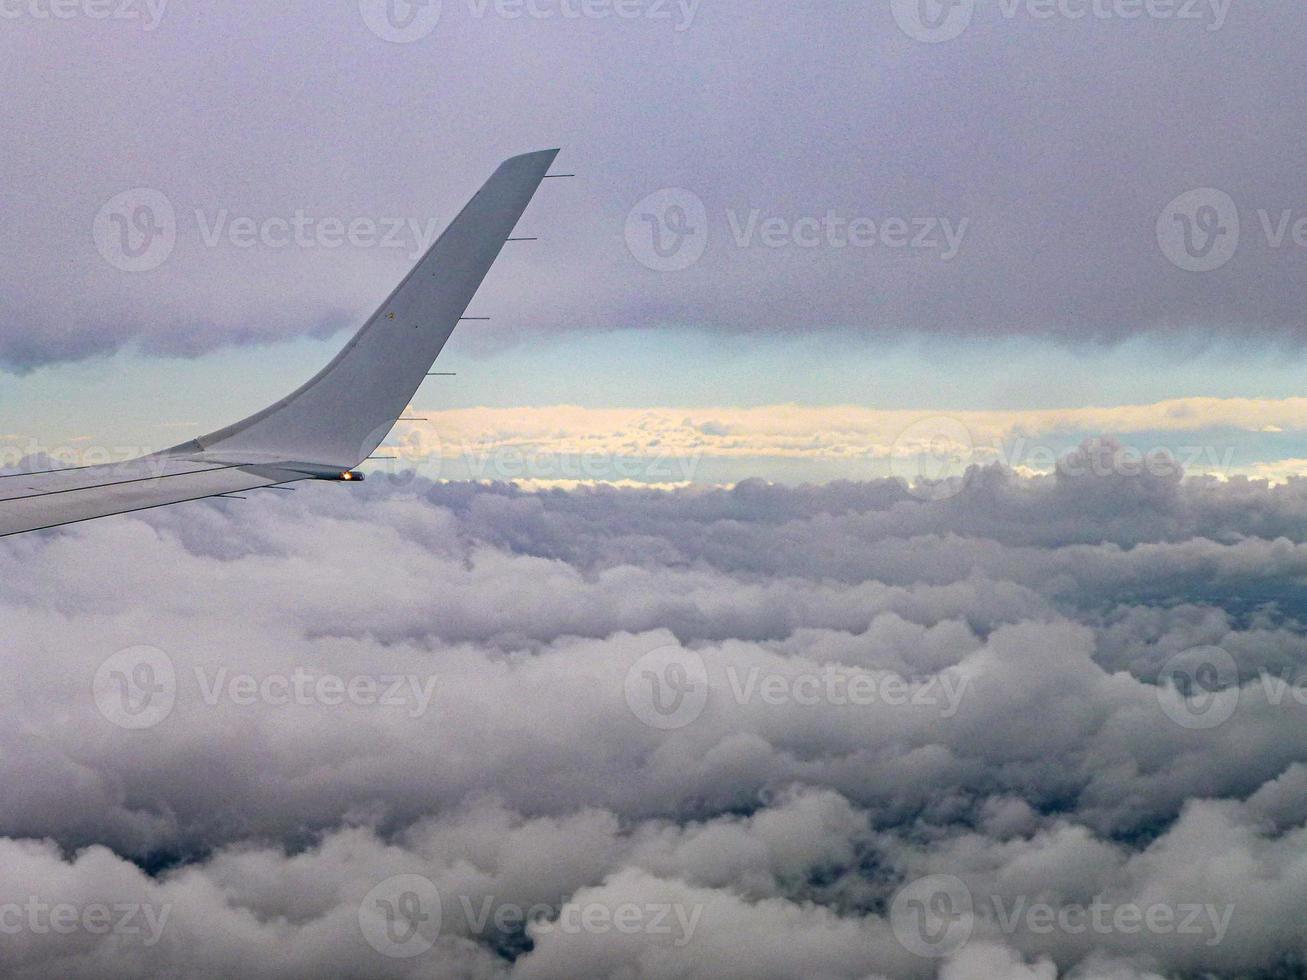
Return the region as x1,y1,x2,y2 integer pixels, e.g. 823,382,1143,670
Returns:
501,147,561,170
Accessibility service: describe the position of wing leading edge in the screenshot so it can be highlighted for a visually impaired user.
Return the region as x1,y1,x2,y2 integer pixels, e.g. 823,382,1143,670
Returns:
0,149,559,539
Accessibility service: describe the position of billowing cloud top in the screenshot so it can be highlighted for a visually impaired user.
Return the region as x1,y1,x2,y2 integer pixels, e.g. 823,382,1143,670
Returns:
4,452,1307,977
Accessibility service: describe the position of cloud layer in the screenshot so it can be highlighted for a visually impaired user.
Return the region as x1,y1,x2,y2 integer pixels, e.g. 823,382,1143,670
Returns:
386,398,1307,486
4,452,1307,977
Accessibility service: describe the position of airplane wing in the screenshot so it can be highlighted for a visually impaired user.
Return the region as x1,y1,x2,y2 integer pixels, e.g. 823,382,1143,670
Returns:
0,148,559,539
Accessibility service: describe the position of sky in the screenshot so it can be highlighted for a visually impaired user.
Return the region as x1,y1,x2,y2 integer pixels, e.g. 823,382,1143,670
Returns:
3,1,1307,485
8,3,1307,979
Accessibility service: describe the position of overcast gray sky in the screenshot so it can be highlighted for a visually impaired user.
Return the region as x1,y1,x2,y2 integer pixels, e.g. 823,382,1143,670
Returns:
2,0,1304,373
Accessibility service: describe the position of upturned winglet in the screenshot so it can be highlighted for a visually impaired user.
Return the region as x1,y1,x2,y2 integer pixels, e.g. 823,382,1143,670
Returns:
178,148,560,469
